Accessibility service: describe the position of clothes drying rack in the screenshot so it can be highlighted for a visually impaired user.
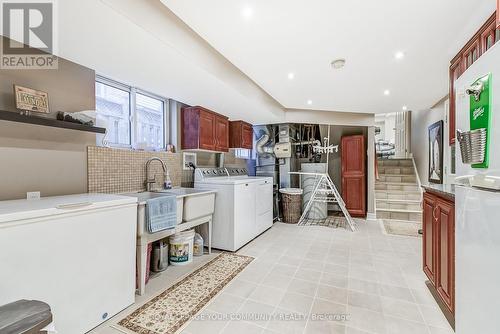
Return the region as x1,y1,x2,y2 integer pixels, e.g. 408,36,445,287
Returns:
289,172,357,231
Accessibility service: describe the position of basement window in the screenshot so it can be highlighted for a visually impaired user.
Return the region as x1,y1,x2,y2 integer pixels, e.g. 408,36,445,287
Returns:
234,148,252,159
95,79,131,146
95,76,168,150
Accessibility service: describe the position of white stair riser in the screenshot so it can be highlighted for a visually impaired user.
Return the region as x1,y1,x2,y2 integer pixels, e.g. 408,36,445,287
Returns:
378,167,415,175
375,184,420,191
375,191,421,201
376,211,422,222
377,159,413,167
378,175,416,183
376,202,421,211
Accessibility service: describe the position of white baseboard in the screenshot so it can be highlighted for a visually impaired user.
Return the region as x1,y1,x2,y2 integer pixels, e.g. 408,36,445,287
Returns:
366,212,377,221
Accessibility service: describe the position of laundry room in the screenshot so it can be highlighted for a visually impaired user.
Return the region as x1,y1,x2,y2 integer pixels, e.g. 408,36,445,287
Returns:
250,123,373,225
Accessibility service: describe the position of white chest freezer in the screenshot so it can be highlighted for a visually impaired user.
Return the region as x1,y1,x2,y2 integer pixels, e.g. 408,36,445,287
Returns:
0,193,138,334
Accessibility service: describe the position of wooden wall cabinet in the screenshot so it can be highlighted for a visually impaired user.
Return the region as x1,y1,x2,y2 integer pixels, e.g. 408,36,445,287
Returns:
229,120,253,149
341,135,366,217
181,106,229,152
449,12,499,145
422,191,455,317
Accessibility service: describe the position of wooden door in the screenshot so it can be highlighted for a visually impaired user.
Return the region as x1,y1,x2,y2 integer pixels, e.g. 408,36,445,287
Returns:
394,111,410,158
215,116,229,152
241,123,253,149
423,193,436,284
199,110,216,151
341,135,366,217
436,198,455,313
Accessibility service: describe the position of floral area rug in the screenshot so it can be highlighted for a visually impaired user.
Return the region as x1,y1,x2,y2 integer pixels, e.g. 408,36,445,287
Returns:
117,252,253,334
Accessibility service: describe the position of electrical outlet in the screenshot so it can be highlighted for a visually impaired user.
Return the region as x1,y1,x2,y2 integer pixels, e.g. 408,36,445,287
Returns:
27,192,40,200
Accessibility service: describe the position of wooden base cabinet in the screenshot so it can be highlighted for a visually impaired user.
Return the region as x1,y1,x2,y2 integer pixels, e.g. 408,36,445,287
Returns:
423,191,455,317
181,106,229,152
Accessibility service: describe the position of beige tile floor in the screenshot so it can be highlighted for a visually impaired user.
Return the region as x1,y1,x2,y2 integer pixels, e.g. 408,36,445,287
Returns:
91,220,453,334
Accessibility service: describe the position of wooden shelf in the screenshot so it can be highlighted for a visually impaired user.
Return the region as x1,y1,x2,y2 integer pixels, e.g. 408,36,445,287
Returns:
0,110,106,134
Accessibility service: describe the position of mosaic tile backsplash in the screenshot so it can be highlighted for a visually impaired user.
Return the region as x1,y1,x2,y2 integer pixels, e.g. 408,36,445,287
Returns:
87,146,182,194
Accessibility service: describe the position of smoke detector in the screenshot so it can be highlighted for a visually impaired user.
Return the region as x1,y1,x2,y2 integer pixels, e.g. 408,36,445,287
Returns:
331,58,346,69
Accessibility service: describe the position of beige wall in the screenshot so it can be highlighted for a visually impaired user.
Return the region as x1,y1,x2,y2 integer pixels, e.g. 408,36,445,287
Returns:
0,49,96,200
284,109,375,127
411,98,452,185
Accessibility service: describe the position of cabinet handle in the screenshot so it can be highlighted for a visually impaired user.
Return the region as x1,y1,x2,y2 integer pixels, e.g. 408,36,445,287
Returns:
432,206,438,221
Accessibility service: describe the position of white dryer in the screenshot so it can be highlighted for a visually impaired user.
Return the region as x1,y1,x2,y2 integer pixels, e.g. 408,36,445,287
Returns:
194,167,273,251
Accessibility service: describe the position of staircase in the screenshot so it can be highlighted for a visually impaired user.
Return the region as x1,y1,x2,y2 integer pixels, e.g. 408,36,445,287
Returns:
375,158,422,225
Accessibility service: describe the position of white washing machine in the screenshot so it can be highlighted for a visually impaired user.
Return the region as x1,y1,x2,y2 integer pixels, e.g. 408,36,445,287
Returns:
194,167,273,251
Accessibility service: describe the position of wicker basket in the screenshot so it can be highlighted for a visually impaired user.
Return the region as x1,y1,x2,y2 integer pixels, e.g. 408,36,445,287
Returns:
280,188,303,224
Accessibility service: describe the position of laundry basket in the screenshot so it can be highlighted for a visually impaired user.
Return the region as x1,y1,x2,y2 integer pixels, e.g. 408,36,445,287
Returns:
279,188,303,224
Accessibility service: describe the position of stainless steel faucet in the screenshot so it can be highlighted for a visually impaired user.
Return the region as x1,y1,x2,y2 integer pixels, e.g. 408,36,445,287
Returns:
145,157,167,191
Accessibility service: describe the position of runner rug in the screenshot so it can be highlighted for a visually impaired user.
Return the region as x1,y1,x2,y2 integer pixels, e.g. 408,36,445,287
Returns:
117,252,253,334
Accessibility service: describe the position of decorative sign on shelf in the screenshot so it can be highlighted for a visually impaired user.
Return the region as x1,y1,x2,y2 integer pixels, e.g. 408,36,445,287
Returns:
14,85,50,114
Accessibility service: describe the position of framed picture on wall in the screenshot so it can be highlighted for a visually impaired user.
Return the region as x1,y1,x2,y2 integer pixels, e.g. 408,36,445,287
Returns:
428,120,444,184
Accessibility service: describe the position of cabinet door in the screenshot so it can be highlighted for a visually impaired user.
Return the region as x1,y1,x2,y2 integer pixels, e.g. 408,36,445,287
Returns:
462,39,480,71
341,135,366,217
199,110,216,151
215,116,229,152
449,57,462,145
423,193,436,284
436,199,455,313
241,123,254,149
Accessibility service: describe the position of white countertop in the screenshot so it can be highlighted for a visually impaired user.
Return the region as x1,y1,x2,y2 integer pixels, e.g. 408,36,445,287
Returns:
0,193,138,224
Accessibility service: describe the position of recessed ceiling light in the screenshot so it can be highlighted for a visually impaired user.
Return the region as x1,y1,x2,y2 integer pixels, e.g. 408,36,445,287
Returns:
287,72,295,80
331,58,346,69
241,6,253,19
383,90,390,96
395,51,405,60
307,100,313,105
402,105,408,111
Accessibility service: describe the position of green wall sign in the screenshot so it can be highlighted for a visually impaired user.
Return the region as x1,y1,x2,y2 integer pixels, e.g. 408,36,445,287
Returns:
469,73,492,168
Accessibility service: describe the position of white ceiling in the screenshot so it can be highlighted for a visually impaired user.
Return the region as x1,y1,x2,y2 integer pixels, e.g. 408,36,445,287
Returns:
161,0,495,114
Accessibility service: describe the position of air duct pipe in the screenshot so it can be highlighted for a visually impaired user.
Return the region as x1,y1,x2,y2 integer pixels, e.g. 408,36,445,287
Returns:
256,134,275,156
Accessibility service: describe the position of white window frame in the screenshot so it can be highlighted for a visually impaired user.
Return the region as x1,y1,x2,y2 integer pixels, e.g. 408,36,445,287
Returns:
96,75,169,150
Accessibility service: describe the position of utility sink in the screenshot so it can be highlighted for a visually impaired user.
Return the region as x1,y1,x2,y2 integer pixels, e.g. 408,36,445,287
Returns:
124,188,216,237
129,187,216,296
123,191,183,237
155,188,216,222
